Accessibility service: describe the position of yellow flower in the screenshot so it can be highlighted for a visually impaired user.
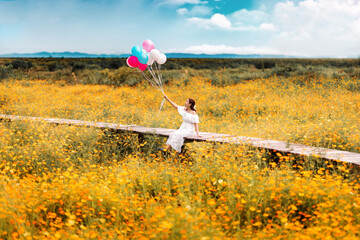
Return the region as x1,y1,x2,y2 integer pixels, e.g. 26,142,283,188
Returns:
207,199,216,206
253,222,262,226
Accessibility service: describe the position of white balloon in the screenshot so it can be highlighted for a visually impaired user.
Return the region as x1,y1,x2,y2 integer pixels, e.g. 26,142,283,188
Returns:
147,57,154,65
157,54,167,65
149,49,161,61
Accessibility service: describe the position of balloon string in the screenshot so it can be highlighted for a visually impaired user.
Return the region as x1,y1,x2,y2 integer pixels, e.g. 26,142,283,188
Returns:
140,71,163,93
158,64,164,88
139,64,165,116
154,63,163,89
147,65,164,95
158,98,165,117
148,66,162,90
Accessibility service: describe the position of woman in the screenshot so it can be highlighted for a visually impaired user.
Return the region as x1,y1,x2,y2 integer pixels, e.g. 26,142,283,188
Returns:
163,94,200,153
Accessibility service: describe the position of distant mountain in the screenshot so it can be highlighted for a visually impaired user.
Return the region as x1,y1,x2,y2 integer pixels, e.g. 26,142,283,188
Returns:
0,51,127,58
166,53,297,58
0,51,300,58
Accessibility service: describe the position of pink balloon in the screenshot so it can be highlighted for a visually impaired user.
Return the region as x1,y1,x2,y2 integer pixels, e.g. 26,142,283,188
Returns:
138,63,147,71
142,40,155,52
127,56,140,68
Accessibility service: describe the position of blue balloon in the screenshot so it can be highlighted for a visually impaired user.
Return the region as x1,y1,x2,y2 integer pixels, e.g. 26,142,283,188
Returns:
131,46,142,58
138,49,149,64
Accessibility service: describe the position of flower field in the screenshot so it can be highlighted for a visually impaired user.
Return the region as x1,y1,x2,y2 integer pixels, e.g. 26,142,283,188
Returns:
0,73,359,239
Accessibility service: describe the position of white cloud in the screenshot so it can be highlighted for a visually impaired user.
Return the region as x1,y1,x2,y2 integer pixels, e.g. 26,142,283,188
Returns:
187,13,231,29
187,17,211,28
187,12,274,31
182,44,284,55
230,9,269,26
259,3,267,12
211,13,231,29
177,8,188,15
184,0,360,57
259,23,275,31
270,0,360,56
177,5,212,16
227,9,275,31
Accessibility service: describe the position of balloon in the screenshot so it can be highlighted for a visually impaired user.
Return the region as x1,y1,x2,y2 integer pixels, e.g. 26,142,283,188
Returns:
127,56,140,68
138,49,149,64
143,40,155,52
138,63,147,71
126,57,131,67
147,55,154,65
157,53,167,65
149,49,161,61
131,46,142,58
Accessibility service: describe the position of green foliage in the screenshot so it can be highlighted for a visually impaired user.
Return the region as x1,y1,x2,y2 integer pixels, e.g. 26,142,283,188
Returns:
46,61,67,71
104,67,143,86
1,57,359,87
253,60,276,70
11,59,32,69
0,64,13,80
75,67,143,86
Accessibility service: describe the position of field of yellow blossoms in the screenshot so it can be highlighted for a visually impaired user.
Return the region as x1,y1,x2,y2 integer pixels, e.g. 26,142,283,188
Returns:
0,74,359,239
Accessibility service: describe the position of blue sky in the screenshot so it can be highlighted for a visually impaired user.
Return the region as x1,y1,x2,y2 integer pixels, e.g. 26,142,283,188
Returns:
0,0,359,57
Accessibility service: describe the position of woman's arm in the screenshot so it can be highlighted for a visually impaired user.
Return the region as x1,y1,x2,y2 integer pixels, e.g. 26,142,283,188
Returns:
164,94,178,109
194,123,200,138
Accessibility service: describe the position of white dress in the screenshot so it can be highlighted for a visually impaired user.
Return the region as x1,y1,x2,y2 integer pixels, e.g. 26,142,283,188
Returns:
166,106,200,152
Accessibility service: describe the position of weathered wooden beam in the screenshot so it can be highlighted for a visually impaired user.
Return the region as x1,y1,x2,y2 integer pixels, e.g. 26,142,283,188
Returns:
1,114,359,165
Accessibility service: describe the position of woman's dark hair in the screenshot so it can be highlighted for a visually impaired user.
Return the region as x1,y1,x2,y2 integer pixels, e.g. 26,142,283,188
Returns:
188,98,196,112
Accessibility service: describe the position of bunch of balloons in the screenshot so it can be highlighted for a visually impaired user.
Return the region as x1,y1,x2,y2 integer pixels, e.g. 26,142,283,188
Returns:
126,40,167,72
126,40,167,116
